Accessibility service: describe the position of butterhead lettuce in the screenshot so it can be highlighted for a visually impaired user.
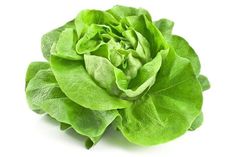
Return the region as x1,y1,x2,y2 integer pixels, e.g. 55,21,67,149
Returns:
25,5,210,148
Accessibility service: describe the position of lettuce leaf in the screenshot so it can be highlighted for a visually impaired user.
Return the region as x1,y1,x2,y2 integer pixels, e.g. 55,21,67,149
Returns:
26,64,118,146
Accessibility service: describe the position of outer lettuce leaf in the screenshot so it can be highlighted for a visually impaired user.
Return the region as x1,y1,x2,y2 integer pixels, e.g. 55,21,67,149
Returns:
155,19,209,132
189,112,204,131
198,75,210,91
26,66,118,146
85,136,102,149
154,19,201,75
154,18,174,41
170,35,201,75
50,55,132,110
41,21,75,60
117,48,202,145
54,28,82,60
60,122,71,131
25,62,50,88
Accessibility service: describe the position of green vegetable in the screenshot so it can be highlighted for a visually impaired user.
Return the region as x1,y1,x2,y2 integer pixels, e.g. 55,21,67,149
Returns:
25,5,210,148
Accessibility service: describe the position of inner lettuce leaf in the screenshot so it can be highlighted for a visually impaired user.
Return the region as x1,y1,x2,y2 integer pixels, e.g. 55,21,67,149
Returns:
26,5,210,148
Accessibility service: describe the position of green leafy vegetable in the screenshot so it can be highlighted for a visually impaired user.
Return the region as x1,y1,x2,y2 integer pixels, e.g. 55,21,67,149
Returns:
117,48,203,145
25,5,210,148
189,112,204,131
26,66,118,147
198,75,211,91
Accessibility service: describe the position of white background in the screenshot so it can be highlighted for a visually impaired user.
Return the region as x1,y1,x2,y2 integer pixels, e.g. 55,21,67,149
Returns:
0,0,235,156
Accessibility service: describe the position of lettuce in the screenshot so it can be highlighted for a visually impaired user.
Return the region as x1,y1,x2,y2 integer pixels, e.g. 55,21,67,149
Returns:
25,5,210,148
